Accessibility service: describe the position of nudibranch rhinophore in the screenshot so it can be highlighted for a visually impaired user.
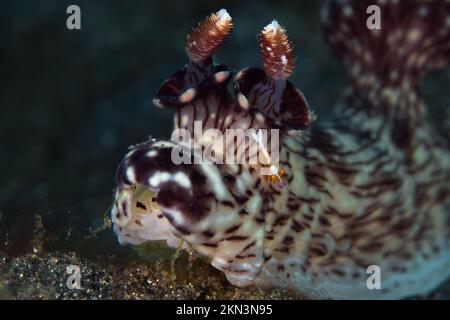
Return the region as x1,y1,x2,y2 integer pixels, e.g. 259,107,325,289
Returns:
111,1,450,299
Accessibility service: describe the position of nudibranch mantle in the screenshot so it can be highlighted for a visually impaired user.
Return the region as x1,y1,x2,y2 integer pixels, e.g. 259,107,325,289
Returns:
111,1,450,299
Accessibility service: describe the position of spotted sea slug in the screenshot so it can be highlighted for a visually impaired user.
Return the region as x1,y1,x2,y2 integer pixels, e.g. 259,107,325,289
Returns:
111,1,450,299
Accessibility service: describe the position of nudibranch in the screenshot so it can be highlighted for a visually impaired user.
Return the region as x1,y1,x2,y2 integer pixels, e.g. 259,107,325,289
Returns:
111,1,450,299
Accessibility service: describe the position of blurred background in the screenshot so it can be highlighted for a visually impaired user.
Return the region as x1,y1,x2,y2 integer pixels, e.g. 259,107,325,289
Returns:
1,0,449,260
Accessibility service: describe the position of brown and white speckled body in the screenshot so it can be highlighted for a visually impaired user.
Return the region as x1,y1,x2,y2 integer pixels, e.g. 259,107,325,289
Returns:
111,1,450,299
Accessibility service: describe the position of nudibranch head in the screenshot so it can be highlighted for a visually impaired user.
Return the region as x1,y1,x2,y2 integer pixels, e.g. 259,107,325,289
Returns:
112,9,315,286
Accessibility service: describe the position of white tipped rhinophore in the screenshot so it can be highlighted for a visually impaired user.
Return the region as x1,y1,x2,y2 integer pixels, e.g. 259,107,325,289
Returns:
263,20,281,35
217,9,231,24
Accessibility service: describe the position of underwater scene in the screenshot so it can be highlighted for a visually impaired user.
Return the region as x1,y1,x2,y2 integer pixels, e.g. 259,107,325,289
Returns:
1,0,449,301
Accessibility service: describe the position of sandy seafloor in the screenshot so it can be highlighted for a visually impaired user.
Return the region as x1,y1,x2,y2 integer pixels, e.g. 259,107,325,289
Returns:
0,240,449,299
1,0,449,299
0,255,448,300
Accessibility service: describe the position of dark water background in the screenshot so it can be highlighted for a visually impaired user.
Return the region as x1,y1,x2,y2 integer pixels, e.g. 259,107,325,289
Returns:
1,0,449,263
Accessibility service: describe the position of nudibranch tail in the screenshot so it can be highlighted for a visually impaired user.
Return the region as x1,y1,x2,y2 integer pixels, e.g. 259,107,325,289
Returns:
186,9,233,62
259,20,296,80
323,0,450,87
323,0,450,154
